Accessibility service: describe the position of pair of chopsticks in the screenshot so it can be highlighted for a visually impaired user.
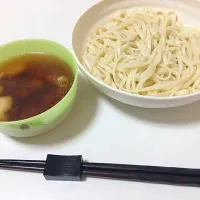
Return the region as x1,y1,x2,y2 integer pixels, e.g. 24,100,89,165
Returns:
0,159,45,173
1,154,200,187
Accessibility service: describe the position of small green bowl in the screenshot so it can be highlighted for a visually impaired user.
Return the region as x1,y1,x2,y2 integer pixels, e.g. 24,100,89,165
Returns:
0,39,78,137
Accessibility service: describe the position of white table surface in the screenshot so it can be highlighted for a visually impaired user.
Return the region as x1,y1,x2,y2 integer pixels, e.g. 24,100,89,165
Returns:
1,0,200,199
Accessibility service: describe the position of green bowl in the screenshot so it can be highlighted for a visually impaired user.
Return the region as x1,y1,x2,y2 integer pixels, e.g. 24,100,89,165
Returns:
0,39,78,137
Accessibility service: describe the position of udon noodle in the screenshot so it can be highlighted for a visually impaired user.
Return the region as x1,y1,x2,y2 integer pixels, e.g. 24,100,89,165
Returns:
82,8,200,97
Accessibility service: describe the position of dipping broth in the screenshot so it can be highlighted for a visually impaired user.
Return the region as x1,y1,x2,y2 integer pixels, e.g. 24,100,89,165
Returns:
0,53,74,121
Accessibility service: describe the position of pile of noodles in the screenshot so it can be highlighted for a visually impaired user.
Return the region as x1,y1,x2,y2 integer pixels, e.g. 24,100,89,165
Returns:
82,8,200,97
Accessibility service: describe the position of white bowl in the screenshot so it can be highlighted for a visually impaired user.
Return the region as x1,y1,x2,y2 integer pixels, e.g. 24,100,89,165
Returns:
72,0,200,108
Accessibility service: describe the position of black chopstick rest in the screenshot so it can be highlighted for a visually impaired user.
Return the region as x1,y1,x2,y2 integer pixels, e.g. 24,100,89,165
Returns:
43,154,83,181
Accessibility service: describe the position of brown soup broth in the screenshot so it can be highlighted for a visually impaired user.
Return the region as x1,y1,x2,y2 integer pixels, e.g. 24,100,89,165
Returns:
0,53,74,121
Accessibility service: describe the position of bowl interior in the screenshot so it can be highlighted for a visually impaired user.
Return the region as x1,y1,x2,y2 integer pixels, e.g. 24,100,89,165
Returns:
72,0,200,102
0,39,77,75
72,0,200,63
0,39,78,126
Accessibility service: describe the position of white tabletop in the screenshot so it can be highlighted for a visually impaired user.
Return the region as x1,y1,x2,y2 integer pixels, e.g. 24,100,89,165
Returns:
1,0,200,199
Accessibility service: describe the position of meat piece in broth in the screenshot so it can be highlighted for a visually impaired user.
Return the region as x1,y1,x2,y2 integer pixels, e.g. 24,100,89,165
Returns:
0,96,13,121
0,64,26,78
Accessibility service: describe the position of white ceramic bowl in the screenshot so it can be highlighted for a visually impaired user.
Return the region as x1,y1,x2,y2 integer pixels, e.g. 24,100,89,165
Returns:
72,0,200,108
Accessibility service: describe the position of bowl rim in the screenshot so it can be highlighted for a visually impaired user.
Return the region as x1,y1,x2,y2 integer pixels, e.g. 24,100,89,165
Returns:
0,39,78,125
72,0,200,101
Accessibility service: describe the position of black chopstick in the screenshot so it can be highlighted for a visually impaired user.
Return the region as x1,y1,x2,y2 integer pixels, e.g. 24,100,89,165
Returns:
82,162,200,177
0,159,45,165
82,169,200,187
0,164,44,173
1,154,200,187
